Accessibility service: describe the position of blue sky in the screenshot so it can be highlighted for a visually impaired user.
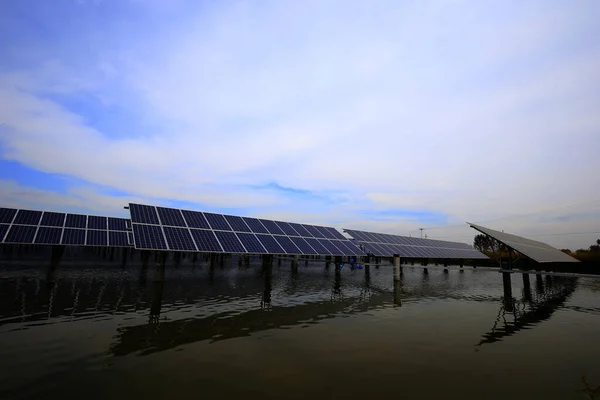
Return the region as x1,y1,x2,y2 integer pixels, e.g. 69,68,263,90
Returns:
1,0,599,249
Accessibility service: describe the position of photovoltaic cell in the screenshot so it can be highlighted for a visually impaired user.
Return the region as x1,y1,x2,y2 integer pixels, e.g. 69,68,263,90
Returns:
181,210,210,229
288,222,313,237
86,230,108,246
189,229,223,252
4,225,37,243
0,224,9,241
314,226,337,240
127,232,133,245
303,224,325,238
34,227,62,244
259,220,286,235
333,240,359,255
272,235,301,254
108,217,128,231
40,212,65,227
87,216,108,230
214,231,246,253
129,204,159,225
255,234,286,254
241,217,269,234
0,208,17,224
325,227,346,240
289,236,318,255
133,224,167,250
224,215,252,232
274,221,300,236
304,237,332,255
236,233,267,253
62,228,86,245
65,214,87,228
157,207,187,227
203,213,232,231
13,210,42,225
109,231,130,247
318,239,344,255
163,226,197,251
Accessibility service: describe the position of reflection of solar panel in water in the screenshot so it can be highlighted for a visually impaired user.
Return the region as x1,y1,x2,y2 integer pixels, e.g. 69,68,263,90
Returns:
128,203,362,255
344,228,488,260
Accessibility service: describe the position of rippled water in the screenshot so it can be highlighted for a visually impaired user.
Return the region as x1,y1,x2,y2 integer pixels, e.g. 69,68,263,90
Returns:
1,255,600,399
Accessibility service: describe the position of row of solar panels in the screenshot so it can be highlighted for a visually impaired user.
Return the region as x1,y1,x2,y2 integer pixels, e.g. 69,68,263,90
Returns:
359,241,487,259
343,229,474,250
0,224,133,247
344,229,488,259
0,208,130,231
132,223,361,255
129,204,347,240
0,207,133,247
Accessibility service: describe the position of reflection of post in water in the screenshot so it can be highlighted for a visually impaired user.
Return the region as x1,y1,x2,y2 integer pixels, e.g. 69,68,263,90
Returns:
261,255,273,309
155,251,167,282
364,264,371,287
291,255,299,274
502,272,514,312
209,254,217,283
536,274,544,295
522,273,532,302
332,265,342,301
149,281,164,324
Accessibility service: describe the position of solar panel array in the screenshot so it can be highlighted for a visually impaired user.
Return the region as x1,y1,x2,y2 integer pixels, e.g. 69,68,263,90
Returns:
344,229,488,259
468,223,578,263
0,207,133,247
129,203,363,255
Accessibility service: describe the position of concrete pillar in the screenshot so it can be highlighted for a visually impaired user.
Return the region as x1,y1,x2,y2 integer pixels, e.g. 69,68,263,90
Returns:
49,245,65,268
393,279,402,307
192,252,198,263
292,254,299,272
502,272,514,312
155,252,167,282
393,255,401,281
121,248,128,267
423,267,428,275
174,252,182,266
460,259,464,268
262,260,272,308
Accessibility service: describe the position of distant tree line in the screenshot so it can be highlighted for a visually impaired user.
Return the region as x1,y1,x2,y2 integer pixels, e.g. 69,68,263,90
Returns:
561,239,600,256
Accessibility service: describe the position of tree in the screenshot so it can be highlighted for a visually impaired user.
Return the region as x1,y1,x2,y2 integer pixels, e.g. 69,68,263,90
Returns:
473,234,490,252
590,238,600,253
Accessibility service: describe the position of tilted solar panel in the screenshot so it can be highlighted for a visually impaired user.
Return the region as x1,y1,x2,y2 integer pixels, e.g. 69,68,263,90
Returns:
189,229,222,252
40,212,65,227
214,231,246,253
65,214,87,228
13,210,42,225
4,225,37,243
236,232,267,253
0,208,17,224
163,226,197,251
34,227,62,244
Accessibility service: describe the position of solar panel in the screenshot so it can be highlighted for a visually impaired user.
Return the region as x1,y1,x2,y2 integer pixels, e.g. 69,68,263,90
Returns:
109,231,131,247
127,232,133,245
255,234,286,254
289,236,318,254
332,239,359,255
189,229,223,252
132,224,167,250
236,232,267,253
300,224,322,238
304,237,332,255
65,213,87,228
274,221,300,236
181,210,210,229
203,213,232,231
108,217,128,231
87,216,108,230
34,227,62,244
86,229,108,246
130,204,159,225
40,212,65,227
241,217,269,234
4,225,37,243
0,224,9,242
214,231,246,253
163,226,197,251
272,235,301,254
468,223,578,263
157,207,187,227
13,210,42,225
0,208,17,224
224,215,252,232
62,228,86,245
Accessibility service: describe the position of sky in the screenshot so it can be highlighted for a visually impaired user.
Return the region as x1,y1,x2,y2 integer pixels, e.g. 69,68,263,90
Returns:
1,0,599,250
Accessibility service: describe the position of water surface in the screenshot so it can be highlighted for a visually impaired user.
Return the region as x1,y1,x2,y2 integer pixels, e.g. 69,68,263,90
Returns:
1,257,600,399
